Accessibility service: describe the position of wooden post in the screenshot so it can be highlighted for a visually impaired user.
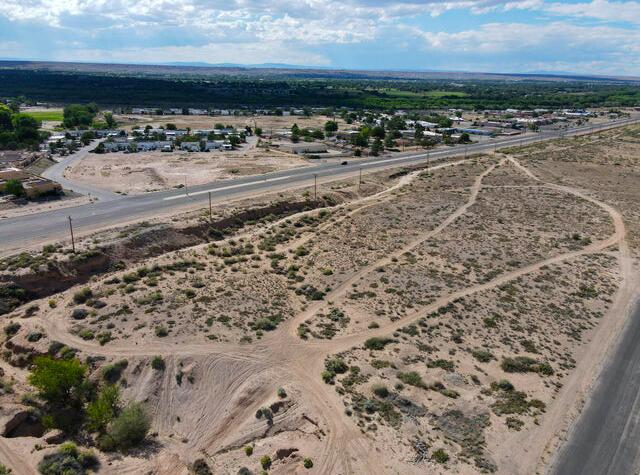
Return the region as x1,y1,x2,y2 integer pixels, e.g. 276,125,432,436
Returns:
68,216,75,253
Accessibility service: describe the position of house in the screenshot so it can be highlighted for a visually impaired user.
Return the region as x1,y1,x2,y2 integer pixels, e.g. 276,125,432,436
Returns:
422,130,442,140
455,128,494,136
0,167,61,198
104,142,130,152
180,142,201,152
279,143,328,154
188,108,209,115
203,141,224,151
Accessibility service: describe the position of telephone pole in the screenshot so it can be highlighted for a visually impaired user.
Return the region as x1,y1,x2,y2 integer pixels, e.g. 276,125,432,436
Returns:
68,216,76,253
313,174,317,201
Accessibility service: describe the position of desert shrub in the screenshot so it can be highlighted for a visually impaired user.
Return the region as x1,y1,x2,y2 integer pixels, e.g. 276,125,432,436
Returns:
27,331,44,342
325,358,348,374
0,463,11,474
303,458,313,469
260,455,272,469
71,308,88,320
96,332,112,346
491,379,514,391
78,329,94,340
277,387,287,398
251,314,283,331
397,371,427,389
432,449,449,464
155,326,168,337
506,416,524,430
4,322,20,336
501,356,554,375
72,288,93,304
86,385,120,432
190,458,212,475
47,341,64,355
364,337,394,351
321,370,335,384
106,403,150,450
244,445,253,456
151,356,165,371
371,384,389,398
471,348,493,363
427,359,455,372
38,442,98,475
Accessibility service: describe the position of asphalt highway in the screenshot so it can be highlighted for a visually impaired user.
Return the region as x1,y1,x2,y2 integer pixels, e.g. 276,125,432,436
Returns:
551,299,640,475
0,118,636,251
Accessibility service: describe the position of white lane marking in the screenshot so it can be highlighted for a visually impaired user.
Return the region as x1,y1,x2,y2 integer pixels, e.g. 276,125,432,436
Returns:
163,175,290,201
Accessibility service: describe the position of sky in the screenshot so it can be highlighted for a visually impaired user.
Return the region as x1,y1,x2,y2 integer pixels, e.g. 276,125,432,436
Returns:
0,0,639,76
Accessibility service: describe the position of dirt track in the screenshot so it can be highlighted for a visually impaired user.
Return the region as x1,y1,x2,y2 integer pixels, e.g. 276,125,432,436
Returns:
2,150,636,474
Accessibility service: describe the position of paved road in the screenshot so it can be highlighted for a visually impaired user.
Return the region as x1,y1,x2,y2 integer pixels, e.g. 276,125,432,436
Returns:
551,299,640,475
0,118,636,251
41,140,119,201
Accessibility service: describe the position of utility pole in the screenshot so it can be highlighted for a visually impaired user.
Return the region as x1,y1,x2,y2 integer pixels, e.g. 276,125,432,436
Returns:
68,216,76,253
208,192,212,222
358,168,362,192
313,174,317,201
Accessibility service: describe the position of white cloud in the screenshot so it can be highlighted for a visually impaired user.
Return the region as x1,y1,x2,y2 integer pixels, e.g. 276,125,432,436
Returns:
46,41,331,66
0,0,638,74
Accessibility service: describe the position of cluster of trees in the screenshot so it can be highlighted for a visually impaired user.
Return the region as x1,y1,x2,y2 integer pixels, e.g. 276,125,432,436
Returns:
62,104,116,129
0,103,43,150
1,69,637,110
290,123,324,143
28,355,151,452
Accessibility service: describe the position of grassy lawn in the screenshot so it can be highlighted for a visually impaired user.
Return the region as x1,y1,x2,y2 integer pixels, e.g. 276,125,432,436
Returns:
24,110,64,122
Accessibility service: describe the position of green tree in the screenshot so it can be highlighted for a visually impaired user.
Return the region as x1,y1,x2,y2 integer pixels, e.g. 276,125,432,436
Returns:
28,356,88,405
324,120,338,134
80,131,95,145
86,385,120,433
0,104,12,132
12,114,40,142
104,112,117,128
3,179,24,196
63,104,97,128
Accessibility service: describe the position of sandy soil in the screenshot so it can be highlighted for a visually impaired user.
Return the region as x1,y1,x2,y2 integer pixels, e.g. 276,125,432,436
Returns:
0,126,637,475
65,145,310,194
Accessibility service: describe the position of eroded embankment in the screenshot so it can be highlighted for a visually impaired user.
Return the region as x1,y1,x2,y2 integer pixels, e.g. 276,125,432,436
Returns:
0,198,334,315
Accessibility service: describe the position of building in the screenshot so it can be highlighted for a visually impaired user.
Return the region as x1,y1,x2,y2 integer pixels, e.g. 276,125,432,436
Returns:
0,168,62,198
180,142,201,152
203,141,229,151
279,143,328,154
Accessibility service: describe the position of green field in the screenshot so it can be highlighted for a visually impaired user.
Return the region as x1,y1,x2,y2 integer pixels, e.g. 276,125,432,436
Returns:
424,90,469,98
24,110,64,121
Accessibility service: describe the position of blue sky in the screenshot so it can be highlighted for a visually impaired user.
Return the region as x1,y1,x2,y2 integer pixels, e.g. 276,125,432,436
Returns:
0,0,638,76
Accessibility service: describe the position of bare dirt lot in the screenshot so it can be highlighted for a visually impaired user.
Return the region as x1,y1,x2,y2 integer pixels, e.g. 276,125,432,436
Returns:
115,113,349,135
66,145,310,194
0,125,637,475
